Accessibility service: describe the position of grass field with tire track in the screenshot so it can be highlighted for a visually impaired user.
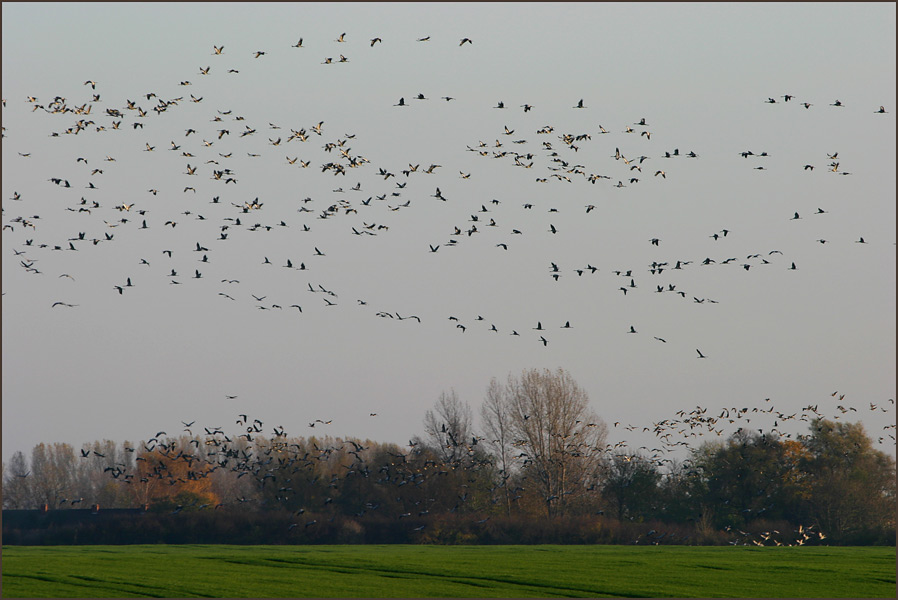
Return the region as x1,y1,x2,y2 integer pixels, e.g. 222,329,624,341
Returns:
2,544,895,598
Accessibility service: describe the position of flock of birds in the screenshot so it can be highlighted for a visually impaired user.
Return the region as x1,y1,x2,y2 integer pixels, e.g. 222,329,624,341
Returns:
3,33,894,471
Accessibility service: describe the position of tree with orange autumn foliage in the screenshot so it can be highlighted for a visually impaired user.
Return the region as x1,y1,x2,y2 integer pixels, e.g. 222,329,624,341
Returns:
131,446,219,510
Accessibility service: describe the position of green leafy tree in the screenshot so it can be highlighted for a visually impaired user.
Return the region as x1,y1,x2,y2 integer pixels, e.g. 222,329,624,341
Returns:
690,430,801,529
801,419,896,540
600,452,661,521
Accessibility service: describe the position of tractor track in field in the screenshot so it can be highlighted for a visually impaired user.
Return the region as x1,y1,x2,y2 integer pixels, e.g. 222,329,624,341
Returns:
204,555,647,597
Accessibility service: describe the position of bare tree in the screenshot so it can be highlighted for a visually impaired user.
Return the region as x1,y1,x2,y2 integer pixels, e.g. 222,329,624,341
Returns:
76,439,131,507
29,443,76,508
421,389,473,464
2,451,32,508
505,368,607,516
480,377,517,515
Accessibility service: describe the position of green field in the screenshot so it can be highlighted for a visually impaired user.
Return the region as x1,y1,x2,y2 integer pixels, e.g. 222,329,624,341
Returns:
1,544,894,598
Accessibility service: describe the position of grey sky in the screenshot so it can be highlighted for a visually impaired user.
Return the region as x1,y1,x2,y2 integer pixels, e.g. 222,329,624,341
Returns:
2,2,895,461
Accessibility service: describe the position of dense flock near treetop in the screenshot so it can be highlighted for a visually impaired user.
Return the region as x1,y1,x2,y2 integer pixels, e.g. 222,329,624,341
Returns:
4,368,895,545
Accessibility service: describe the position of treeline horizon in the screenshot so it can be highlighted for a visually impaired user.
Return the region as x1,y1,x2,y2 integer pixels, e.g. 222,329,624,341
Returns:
3,369,895,546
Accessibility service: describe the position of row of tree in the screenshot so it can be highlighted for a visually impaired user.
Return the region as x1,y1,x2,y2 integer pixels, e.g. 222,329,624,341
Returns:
3,368,895,544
